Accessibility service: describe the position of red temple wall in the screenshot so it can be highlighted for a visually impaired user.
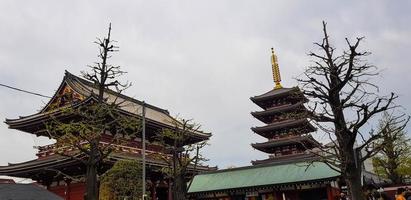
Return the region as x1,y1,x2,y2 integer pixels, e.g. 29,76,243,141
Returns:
49,182,85,200
327,185,340,200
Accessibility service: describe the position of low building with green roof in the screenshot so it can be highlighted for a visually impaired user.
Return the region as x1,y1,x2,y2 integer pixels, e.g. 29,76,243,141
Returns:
187,161,340,199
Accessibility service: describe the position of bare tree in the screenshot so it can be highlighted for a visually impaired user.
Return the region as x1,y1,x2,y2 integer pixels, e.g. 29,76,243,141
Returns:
297,21,398,200
155,119,208,200
46,24,140,200
373,112,410,184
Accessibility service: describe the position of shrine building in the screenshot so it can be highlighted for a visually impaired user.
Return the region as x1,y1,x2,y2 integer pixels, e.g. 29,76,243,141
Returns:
0,71,212,200
187,49,341,200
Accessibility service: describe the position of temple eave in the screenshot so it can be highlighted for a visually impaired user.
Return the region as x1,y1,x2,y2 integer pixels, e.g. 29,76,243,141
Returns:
0,152,214,179
6,109,211,141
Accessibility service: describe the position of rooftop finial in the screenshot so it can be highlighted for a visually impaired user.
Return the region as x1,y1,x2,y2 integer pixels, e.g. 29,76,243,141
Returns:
271,48,282,89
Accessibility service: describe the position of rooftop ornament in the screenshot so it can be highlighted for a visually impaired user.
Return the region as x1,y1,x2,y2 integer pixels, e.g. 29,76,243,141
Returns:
271,48,283,89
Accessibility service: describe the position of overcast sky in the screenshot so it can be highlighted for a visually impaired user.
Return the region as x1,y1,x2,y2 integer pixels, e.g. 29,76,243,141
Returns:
0,1,410,171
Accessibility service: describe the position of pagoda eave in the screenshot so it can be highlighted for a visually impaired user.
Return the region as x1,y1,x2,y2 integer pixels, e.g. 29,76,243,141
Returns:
251,103,309,124
251,135,321,153
250,87,307,108
251,102,306,117
251,119,316,135
250,87,296,102
251,152,318,166
251,136,319,152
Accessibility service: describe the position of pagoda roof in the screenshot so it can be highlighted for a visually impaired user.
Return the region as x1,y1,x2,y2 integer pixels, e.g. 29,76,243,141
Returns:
251,102,306,122
251,135,320,153
251,118,315,135
251,152,318,165
5,71,211,140
187,161,339,195
250,87,301,103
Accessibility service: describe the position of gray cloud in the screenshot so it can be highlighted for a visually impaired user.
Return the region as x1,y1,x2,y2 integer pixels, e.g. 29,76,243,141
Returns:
0,0,410,170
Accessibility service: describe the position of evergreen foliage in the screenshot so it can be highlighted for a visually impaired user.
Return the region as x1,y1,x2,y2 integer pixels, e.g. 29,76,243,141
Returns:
100,160,143,200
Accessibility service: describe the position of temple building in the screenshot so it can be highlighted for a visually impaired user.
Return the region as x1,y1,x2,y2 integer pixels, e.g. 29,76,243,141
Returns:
0,71,212,200
188,49,340,200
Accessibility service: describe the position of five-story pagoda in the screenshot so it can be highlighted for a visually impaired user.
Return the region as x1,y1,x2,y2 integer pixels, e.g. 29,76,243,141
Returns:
250,48,320,165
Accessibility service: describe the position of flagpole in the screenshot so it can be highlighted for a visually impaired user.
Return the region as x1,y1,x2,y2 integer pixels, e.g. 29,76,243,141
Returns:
142,101,146,200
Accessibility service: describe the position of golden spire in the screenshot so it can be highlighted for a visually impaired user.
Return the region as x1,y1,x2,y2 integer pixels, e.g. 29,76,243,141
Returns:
271,48,282,89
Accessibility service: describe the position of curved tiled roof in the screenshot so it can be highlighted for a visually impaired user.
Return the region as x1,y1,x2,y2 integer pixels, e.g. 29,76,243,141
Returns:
188,161,339,194
250,102,308,124
0,152,214,178
251,135,320,153
251,102,305,118
251,119,315,134
251,152,318,165
5,71,211,140
250,87,297,102
0,183,63,200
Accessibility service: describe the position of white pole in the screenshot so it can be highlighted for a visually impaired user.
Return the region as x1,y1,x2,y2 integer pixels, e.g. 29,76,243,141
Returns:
142,102,146,200
282,192,286,200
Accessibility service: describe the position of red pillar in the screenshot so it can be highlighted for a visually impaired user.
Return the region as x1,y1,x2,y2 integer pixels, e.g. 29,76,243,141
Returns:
326,184,339,200
65,179,71,200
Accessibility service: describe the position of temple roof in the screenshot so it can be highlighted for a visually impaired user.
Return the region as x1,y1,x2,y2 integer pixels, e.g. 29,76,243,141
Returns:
0,152,214,179
251,118,315,135
5,71,211,140
187,161,339,195
0,183,63,200
0,155,79,179
251,135,320,153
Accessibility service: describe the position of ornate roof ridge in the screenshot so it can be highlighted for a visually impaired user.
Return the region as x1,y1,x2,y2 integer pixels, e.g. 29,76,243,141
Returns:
63,70,170,115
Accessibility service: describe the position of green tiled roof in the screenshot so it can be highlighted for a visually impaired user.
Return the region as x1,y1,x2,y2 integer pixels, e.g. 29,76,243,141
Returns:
188,161,339,193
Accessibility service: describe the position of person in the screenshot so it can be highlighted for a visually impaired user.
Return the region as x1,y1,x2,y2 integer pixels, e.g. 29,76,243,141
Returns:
396,188,406,200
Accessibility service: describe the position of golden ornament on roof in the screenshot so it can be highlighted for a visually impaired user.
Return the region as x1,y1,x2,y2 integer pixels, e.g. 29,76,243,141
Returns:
271,48,282,89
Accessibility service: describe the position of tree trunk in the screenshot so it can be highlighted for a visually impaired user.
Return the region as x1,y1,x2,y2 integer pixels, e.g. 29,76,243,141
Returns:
172,175,187,200
342,146,364,200
85,162,98,200
85,141,99,200
345,165,364,200
387,157,402,185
